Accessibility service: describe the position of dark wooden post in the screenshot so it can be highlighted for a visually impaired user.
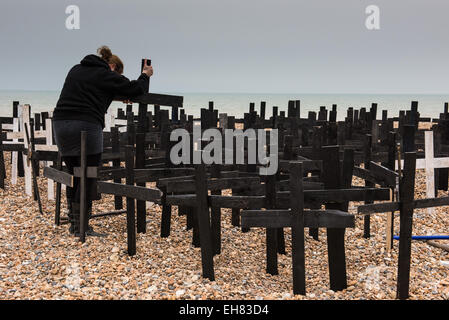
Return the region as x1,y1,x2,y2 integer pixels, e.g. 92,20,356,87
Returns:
125,145,136,256
295,100,301,118
290,162,305,295
79,131,87,243
387,131,397,249
337,122,346,146
323,145,348,291
434,128,444,194
249,102,255,114
272,106,278,128
135,133,146,233
195,164,215,281
329,109,337,123
13,101,19,117
16,102,24,178
160,183,172,238
347,107,354,123
41,112,49,130
190,134,200,247
318,106,327,122
370,103,378,125
127,112,136,146
210,164,222,255
396,151,416,300
138,104,148,133
260,101,266,120
54,154,63,226
265,174,278,275
364,134,373,238
231,133,241,227
288,100,295,118
111,127,123,210
309,127,322,240
354,109,359,129
172,106,179,123
27,119,42,213
34,113,41,131
154,105,160,128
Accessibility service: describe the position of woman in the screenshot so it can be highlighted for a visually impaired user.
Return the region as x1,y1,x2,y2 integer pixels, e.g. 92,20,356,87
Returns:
53,46,153,237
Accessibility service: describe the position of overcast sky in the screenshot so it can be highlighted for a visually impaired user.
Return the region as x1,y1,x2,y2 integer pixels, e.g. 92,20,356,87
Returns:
1,0,449,94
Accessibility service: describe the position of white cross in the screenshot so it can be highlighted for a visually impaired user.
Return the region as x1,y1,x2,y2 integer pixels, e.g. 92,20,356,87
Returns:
396,131,449,214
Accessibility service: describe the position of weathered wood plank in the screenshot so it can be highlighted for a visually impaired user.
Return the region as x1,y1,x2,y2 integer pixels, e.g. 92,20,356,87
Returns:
165,177,260,193
134,168,196,182
241,209,355,229
278,159,322,172
97,181,162,202
114,92,183,107
357,202,400,214
43,167,74,187
277,187,391,203
369,161,398,187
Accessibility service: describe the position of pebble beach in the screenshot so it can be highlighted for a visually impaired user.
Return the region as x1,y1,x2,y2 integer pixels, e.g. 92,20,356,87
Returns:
1,151,448,300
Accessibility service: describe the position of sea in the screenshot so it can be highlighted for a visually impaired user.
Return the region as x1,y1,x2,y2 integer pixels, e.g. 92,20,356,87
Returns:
1,90,448,121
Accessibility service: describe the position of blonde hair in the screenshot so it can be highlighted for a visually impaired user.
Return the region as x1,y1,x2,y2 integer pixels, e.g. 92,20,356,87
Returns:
97,45,124,74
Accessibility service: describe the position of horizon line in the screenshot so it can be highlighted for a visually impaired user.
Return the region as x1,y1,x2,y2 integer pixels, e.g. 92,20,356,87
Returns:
1,89,449,96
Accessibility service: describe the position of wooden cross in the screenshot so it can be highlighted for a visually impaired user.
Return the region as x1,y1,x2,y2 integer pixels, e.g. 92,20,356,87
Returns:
241,161,355,295
358,151,449,299
396,131,449,214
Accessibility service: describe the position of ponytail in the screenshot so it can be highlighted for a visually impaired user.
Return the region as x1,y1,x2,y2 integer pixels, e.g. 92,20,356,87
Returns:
97,45,124,74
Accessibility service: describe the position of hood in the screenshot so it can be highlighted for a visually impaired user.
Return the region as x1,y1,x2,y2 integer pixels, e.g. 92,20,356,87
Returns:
80,54,109,69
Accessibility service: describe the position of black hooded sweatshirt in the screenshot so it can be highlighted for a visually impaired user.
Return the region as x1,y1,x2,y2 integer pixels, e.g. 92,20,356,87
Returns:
53,54,149,128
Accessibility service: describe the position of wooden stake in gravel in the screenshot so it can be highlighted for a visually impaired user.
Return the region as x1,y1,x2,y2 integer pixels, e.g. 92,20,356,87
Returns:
135,133,146,233
396,151,416,300
125,145,137,256
363,134,373,238
323,145,348,291
111,127,123,210
210,164,222,255
54,154,63,226
397,125,416,299
290,161,306,295
24,121,43,215
194,164,215,281
79,131,87,243
265,173,278,276
396,127,416,298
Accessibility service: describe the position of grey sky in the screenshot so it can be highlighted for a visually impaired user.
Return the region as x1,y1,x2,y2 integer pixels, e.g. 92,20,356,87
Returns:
1,0,449,94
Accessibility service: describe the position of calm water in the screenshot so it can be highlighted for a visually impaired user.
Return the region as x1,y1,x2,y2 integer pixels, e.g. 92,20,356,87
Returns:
1,90,448,121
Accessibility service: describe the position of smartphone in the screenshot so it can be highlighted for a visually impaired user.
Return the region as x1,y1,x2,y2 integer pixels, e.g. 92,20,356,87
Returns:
141,58,151,71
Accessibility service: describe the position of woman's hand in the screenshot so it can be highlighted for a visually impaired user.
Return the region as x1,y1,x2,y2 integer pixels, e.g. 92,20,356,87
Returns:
142,59,153,77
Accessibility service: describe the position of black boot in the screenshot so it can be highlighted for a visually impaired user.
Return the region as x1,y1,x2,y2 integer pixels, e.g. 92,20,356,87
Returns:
70,202,81,236
73,203,107,238
66,198,75,234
